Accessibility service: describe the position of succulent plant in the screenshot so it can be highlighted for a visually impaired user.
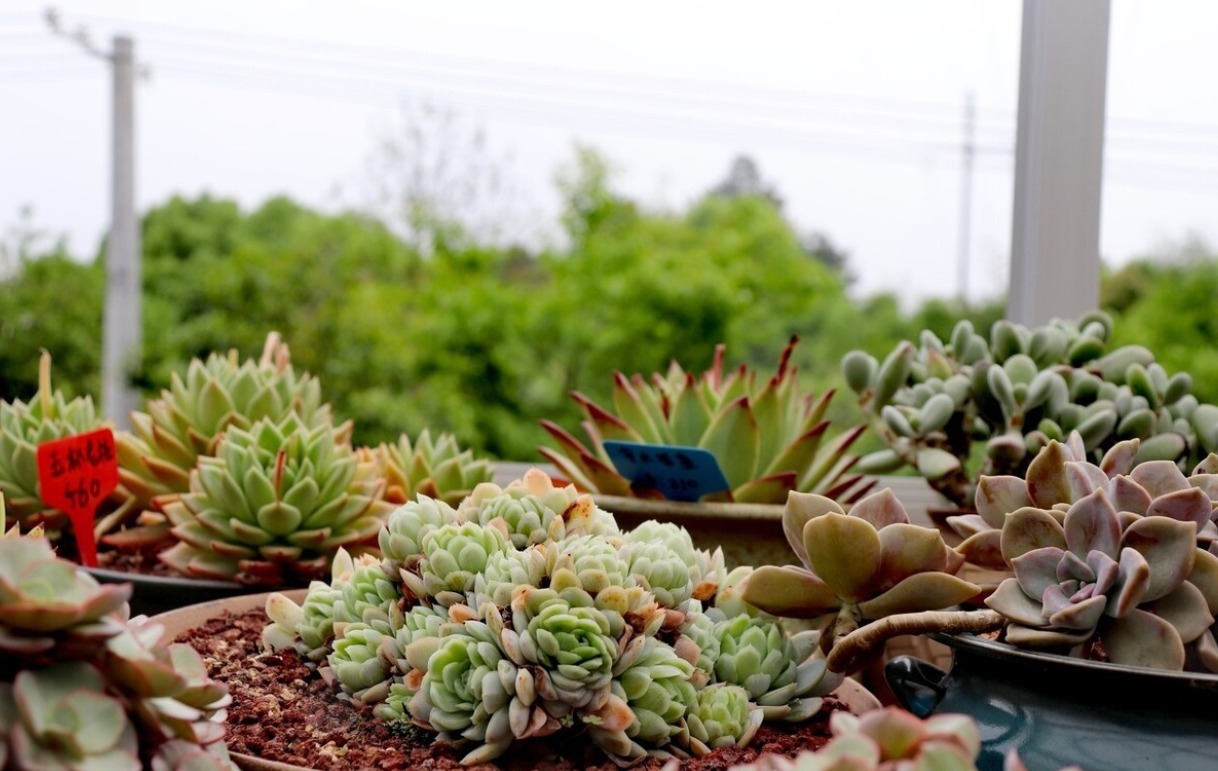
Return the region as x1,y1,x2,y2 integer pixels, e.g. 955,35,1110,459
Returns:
729,708,986,771
741,489,979,669
541,337,872,505
458,468,620,549
263,468,842,766
159,413,393,587
0,536,234,769
952,432,1218,568
714,614,827,721
843,312,1217,508
364,429,493,508
985,482,1217,670
0,351,108,540
114,333,345,519
687,682,762,756
379,494,461,572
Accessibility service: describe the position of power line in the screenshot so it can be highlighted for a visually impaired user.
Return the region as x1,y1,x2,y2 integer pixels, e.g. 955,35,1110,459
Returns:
72,12,1021,126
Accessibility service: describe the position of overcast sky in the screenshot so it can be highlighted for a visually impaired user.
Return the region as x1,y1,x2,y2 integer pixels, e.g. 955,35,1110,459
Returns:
2,0,1217,303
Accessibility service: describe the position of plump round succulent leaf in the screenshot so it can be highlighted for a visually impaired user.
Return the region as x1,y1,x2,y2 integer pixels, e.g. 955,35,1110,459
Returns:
974,475,1031,530
784,493,846,567
858,572,981,621
741,565,840,619
953,529,1006,570
1000,507,1066,564
803,512,881,602
876,524,953,588
1145,487,1212,527
1025,441,1073,508
1102,608,1186,670
1120,516,1197,602
1188,548,1218,616
1145,580,1214,644
1061,490,1121,560
984,578,1050,626
1130,460,1190,498
847,488,910,530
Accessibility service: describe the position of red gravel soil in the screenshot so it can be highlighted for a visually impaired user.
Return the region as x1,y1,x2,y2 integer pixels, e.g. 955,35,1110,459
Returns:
177,610,846,771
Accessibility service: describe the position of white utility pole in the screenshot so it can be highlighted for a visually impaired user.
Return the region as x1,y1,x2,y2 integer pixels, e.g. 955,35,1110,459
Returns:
104,34,141,427
1008,0,1111,326
956,92,975,304
47,11,143,426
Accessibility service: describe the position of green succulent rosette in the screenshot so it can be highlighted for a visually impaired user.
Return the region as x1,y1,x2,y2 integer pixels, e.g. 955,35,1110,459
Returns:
160,414,392,587
408,520,512,606
115,333,340,516
328,622,394,705
378,495,460,573
370,428,493,508
686,682,762,755
0,352,107,539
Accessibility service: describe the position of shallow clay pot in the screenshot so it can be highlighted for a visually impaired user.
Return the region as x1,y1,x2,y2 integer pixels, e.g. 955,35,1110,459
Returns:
154,591,882,771
886,632,1218,771
593,495,793,568
87,566,265,617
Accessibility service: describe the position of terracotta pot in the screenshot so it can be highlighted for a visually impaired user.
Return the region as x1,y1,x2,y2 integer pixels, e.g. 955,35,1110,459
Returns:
593,495,793,567
153,591,882,771
87,566,266,616
886,633,1218,771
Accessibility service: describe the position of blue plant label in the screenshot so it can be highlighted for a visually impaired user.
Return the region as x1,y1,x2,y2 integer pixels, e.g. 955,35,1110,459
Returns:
602,441,730,502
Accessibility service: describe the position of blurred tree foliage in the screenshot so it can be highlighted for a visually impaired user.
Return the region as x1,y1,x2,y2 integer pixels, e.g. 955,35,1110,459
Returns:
1101,239,1218,407
7,146,1208,463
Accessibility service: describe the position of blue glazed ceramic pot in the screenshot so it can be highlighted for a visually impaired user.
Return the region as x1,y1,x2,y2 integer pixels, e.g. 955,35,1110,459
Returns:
886,633,1218,771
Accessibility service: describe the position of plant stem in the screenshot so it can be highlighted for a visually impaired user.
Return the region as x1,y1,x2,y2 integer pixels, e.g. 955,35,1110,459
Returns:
825,609,1004,674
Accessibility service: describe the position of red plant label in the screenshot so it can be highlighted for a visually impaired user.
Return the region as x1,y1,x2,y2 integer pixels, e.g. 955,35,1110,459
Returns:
36,428,118,567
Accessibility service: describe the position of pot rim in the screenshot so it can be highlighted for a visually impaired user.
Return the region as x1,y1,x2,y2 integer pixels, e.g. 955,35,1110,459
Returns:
86,565,251,591
935,631,1218,684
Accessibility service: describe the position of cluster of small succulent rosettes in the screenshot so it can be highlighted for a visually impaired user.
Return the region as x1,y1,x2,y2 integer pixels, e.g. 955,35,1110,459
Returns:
106,332,346,553
976,438,1218,672
0,534,234,770
541,337,872,505
741,489,979,667
843,312,1218,508
359,428,493,508
158,412,394,587
263,469,841,765
0,351,106,540
725,708,1081,771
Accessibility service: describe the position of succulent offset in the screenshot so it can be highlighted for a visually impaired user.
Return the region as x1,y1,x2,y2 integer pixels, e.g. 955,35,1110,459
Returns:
741,488,979,670
843,312,1218,508
108,332,346,543
541,337,872,505
362,429,493,508
263,469,842,766
727,707,1074,771
0,351,108,540
159,413,393,586
0,534,234,769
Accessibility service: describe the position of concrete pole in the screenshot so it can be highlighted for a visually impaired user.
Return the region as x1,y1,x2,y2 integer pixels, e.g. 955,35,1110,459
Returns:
102,35,140,427
1008,0,1111,326
956,92,975,304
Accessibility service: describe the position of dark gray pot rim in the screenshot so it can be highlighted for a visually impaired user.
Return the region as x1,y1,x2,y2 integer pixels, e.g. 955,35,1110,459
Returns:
84,566,249,591
934,631,1218,686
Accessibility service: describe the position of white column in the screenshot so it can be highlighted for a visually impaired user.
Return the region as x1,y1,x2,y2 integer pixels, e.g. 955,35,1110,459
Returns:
1008,0,1111,326
103,35,141,426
